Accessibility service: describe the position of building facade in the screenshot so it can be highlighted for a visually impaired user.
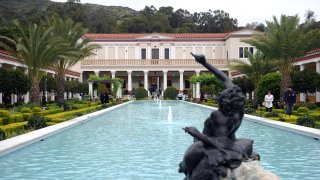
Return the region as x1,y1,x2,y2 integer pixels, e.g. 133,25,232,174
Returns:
70,29,256,99
0,50,80,104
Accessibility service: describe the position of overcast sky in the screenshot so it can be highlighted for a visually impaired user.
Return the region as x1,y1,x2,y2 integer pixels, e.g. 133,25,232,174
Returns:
51,0,320,26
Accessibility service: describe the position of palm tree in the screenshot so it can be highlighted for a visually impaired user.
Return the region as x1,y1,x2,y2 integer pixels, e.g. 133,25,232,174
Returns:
243,15,320,102
229,50,276,100
48,16,100,106
0,21,68,103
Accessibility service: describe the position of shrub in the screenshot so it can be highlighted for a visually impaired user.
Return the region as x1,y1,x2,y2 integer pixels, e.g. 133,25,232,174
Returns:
310,112,320,121
278,116,286,122
274,109,285,114
296,116,316,128
135,87,148,100
164,87,178,100
245,107,255,114
0,122,27,135
265,111,280,118
28,115,47,130
32,107,42,113
20,107,32,113
297,107,309,114
0,110,10,117
73,112,83,117
307,103,318,110
0,128,6,141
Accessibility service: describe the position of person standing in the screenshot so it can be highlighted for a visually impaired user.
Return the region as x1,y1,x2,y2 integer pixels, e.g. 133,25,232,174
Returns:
264,90,274,112
284,87,296,116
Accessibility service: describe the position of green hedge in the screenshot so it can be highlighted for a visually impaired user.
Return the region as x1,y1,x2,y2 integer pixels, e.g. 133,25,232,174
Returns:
135,87,148,100
46,105,102,123
0,110,10,117
164,87,178,100
310,112,320,121
0,122,27,135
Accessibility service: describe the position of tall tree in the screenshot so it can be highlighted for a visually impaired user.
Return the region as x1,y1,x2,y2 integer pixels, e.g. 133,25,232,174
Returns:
291,69,320,101
243,15,320,103
49,16,100,106
0,20,68,103
229,51,276,100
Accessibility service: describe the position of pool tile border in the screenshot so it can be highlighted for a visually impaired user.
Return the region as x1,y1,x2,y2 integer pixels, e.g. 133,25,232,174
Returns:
0,101,133,157
183,101,320,140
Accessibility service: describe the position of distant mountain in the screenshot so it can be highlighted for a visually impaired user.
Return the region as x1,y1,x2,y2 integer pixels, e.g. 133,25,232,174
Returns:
0,0,138,23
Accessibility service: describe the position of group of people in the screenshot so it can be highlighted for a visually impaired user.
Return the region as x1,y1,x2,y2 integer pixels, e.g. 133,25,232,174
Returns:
263,87,296,116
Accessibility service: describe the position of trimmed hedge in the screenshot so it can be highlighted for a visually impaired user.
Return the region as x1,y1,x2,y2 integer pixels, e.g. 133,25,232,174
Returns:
0,110,10,117
0,128,6,141
135,87,148,100
296,116,316,128
45,105,102,123
20,108,32,113
32,107,42,113
164,87,178,100
0,122,27,135
297,107,309,114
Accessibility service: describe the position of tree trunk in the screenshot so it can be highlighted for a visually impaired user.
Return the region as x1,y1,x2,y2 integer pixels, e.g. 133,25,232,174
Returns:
57,72,65,107
280,69,291,104
30,77,40,103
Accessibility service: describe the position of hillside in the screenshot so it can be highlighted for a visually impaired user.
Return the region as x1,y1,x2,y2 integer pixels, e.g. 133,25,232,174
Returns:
0,0,137,24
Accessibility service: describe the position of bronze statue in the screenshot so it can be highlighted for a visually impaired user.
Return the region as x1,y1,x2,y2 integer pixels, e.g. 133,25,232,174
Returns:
179,53,259,180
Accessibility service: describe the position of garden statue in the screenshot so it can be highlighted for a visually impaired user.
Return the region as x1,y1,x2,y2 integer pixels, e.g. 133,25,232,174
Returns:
179,53,260,180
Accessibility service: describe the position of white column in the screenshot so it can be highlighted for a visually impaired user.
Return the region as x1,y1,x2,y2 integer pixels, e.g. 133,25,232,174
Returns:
179,70,184,91
79,72,83,83
24,69,29,103
88,82,93,99
111,70,116,96
0,63,2,103
94,70,99,76
117,83,122,98
144,70,149,96
196,70,201,101
12,66,17,104
51,92,55,101
316,61,320,102
127,70,132,92
193,84,196,98
163,70,168,94
300,64,306,102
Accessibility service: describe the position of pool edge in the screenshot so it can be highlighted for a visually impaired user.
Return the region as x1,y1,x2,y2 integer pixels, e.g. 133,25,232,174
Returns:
0,101,134,157
182,101,320,140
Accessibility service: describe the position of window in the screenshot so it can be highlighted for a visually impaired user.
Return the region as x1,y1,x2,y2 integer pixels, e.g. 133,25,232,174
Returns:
167,80,172,87
239,46,254,58
141,48,146,59
164,48,170,59
152,48,159,59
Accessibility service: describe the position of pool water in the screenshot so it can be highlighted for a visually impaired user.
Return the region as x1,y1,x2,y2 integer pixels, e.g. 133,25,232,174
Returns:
0,101,319,179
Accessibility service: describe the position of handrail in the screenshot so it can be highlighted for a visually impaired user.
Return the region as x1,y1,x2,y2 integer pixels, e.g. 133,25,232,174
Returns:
81,59,228,67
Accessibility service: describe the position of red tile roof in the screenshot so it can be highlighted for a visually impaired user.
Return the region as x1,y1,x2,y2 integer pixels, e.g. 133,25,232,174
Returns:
306,48,320,54
84,33,228,40
0,49,11,55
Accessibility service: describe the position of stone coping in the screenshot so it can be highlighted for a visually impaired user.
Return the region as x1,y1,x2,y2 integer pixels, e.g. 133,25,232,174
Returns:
182,101,320,140
0,101,133,157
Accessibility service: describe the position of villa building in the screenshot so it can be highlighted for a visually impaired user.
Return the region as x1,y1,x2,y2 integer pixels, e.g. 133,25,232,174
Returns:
294,48,320,102
1,29,319,103
70,29,257,99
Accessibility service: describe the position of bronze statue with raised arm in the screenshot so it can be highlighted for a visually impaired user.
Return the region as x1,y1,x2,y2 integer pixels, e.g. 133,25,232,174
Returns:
179,53,259,180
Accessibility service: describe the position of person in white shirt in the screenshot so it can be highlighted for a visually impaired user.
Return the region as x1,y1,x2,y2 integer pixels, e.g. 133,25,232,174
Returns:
264,90,274,112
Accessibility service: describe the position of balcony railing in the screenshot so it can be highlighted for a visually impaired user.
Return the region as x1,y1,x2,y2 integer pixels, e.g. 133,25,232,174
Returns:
81,59,229,67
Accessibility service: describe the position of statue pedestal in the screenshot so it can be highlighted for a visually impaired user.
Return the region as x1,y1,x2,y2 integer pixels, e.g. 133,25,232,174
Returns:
222,160,280,180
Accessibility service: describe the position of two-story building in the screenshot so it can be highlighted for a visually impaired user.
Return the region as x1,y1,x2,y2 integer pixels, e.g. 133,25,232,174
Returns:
70,29,256,99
